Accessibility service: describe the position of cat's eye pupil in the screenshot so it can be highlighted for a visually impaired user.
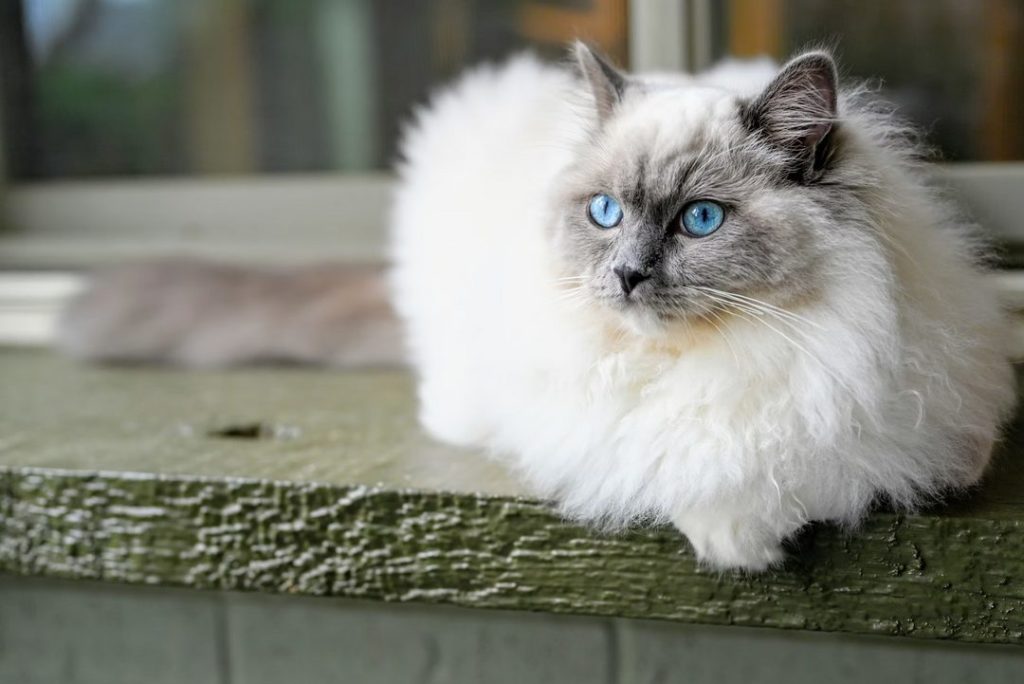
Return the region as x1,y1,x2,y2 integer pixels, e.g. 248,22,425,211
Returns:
588,193,623,229
680,200,725,237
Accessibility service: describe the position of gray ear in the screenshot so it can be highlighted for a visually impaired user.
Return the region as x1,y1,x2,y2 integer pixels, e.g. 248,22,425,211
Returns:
743,51,838,171
573,41,627,123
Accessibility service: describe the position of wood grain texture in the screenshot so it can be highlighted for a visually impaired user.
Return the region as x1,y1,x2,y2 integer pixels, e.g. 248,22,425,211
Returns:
2,349,1024,645
2,468,1023,645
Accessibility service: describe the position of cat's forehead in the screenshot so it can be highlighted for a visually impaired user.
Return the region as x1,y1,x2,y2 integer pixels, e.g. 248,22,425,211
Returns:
580,85,745,198
611,85,741,154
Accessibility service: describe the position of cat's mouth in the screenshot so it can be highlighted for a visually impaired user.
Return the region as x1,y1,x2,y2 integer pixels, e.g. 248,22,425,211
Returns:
600,282,738,327
612,291,750,340
568,272,722,326
601,284,701,325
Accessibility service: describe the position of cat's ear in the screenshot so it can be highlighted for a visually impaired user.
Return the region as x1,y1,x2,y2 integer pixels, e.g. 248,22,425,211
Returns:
743,51,838,177
573,41,627,123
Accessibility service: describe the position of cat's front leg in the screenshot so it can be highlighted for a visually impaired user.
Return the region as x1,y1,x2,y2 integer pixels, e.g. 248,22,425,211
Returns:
673,506,795,571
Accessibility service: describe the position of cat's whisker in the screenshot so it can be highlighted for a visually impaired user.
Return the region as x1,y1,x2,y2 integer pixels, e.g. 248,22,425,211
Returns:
699,292,822,357
697,304,742,367
695,291,772,325
696,286,824,331
692,286,827,335
555,285,594,312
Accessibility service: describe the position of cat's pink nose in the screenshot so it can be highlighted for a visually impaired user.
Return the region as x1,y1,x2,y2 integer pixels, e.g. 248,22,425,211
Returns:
614,266,650,295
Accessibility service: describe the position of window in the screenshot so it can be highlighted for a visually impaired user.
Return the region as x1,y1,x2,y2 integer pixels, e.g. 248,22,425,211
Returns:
699,0,1024,248
3,0,629,179
709,0,1024,163
0,0,630,268
0,0,1021,267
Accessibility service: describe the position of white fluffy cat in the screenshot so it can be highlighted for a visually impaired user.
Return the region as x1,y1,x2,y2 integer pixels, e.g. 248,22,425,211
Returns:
390,44,1017,569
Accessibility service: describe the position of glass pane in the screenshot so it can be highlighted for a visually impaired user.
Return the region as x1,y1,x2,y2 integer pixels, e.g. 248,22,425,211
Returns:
1,0,629,180
711,0,1024,161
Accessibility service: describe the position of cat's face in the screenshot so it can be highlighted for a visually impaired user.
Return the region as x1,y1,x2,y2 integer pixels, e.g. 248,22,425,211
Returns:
553,45,841,333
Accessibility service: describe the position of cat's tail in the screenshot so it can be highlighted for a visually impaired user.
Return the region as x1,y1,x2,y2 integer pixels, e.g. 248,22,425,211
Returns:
57,259,403,367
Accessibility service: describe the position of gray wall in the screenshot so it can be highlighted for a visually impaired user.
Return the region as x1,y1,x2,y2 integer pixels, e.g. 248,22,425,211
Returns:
2,574,1023,684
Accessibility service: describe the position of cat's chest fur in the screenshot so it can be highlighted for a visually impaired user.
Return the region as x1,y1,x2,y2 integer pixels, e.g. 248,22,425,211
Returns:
483,299,832,510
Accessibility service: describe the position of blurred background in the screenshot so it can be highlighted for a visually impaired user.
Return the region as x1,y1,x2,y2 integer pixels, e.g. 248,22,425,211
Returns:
2,0,1021,180
0,0,1023,338
0,0,630,179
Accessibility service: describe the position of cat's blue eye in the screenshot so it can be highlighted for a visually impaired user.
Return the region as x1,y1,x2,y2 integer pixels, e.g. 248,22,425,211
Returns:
680,200,725,237
588,193,623,229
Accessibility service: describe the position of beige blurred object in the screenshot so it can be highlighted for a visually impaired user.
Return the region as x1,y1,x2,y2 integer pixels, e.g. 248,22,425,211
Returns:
55,261,402,367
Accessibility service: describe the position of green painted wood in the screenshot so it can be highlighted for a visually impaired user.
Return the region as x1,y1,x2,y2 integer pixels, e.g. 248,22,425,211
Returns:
2,348,1024,645
0,348,518,494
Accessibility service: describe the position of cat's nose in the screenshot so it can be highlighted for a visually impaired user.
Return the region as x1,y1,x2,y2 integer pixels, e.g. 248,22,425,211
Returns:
614,266,650,295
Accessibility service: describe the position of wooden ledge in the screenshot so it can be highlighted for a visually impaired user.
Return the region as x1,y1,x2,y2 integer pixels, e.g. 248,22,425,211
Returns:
1,348,1023,645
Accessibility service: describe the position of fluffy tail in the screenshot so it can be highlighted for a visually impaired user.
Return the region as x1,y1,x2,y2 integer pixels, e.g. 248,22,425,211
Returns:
57,259,403,367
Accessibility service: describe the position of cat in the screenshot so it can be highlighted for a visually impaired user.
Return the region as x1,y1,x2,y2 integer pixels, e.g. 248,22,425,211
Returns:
62,44,1017,570
388,44,1017,569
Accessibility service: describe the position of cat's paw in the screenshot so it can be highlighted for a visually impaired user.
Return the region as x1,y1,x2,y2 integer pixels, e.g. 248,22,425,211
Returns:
674,510,786,572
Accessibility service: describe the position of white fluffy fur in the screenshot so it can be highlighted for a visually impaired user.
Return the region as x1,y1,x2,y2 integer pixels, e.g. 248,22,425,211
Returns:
389,53,1016,569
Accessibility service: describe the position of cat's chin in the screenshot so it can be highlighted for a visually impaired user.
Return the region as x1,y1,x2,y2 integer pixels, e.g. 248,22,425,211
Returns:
614,303,721,347
618,307,670,338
